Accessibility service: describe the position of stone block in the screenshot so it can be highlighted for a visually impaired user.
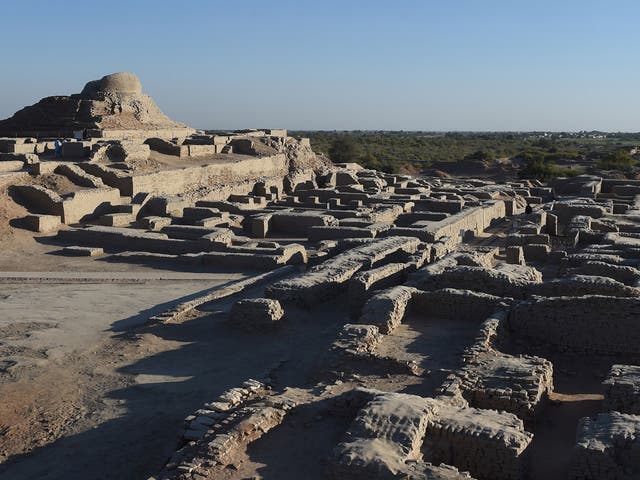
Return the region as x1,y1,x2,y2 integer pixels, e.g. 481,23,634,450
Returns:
506,245,525,265
22,213,61,233
229,298,284,329
62,246,104,257
139,216,172,230
523,243,550,262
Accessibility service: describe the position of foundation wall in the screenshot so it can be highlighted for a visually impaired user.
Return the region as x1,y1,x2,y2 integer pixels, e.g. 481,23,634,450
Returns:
130,154,289,196
508,295,640,354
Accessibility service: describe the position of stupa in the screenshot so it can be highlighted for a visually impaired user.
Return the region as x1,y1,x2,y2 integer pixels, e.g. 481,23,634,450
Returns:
0,72,195,139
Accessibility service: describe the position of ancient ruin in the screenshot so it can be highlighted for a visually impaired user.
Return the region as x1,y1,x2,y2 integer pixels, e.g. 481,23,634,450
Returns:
0,73,639,480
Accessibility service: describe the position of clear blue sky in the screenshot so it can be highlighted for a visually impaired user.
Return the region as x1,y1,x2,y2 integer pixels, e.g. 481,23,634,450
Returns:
1,0,638,131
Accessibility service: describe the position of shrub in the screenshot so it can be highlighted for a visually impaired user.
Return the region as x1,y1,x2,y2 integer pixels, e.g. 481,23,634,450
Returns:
597,150,635,170
328,136,360,163
519,159,582,181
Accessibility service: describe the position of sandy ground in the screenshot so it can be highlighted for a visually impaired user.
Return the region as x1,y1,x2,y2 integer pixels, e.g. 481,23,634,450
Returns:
0,223,260,478
0,285,348,480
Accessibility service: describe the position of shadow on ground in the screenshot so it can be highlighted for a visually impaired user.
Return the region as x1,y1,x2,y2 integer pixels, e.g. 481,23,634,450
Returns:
0,287,348,480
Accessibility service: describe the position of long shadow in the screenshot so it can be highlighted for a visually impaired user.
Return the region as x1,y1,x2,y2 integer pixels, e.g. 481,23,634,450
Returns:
0,288,348,480
96,254,268,275
34,232,274,277
7,188,47,216
524,353,613,480
246,395,358,480
108,279,241,332
395,313,482,398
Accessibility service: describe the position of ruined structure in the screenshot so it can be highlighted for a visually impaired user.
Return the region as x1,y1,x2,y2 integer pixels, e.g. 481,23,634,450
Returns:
0,72,194,138
1,79,639,480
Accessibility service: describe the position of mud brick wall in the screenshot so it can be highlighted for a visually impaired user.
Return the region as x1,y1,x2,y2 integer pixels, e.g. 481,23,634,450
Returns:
130,154,290,196
412,288,510,323
508,295,640,354
422,200,506,243
424,404,532,480
61,187,121,224
602,365,640,414
570,412,640,480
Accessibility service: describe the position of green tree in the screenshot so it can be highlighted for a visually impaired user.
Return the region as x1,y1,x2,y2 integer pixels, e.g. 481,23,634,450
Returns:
360,152,382,170
465,150,495,162
328,136,360,163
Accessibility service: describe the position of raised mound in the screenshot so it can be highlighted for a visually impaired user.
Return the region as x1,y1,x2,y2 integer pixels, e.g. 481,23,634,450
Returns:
0,72,194,139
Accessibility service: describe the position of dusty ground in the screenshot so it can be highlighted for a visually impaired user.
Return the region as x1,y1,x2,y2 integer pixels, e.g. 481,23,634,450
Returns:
0,215,344,479
0,222,261,478
0,282,348,480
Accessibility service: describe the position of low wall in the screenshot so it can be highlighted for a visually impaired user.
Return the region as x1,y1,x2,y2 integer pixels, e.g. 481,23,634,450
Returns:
130,154,289,196
55,164,105,188
80,163,134,195
11,184,63,215
412,288,509,322
61,187,121,224
270,211,338,236
413,264,541,299
508,295,640,354
421,200,506,243
266,236,420,306
58,226,209,254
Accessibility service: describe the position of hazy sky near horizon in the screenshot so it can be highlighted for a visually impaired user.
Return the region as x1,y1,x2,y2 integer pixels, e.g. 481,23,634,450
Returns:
1,0,638,131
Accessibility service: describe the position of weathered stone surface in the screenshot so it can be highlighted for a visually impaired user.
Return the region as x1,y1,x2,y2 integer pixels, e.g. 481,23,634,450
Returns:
266,236,419,306
229,298,284,329
508,295,640,354
331,392,440,479
603,365,640,414
0,72,195,138
412,288,510,323
90,140,150,163
412,264,541,299
527,275,639,298
568,261,640,286
571,412,640,480
359,286,418,334
348,263,409,317
424,403,532,480
22,213,61,233
62,246,104,257
333,391,531,480
333,324,382,355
